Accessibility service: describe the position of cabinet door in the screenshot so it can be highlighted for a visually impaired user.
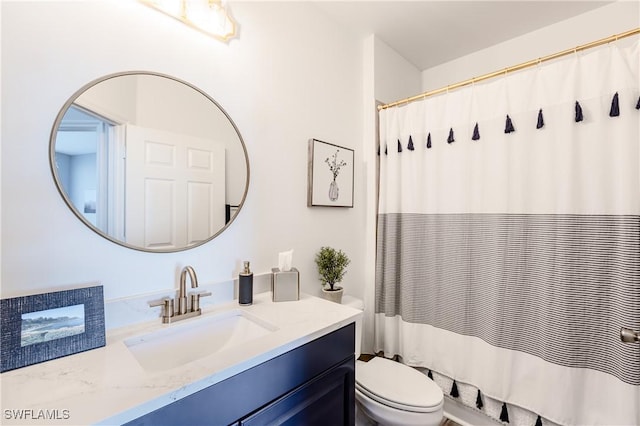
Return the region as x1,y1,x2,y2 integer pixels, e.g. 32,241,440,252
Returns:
240,357,354,426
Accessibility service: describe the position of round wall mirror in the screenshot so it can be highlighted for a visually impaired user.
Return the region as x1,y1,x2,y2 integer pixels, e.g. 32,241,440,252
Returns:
49,71,249,252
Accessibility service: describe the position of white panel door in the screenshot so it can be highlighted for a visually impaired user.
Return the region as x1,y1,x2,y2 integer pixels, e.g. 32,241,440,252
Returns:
124,124,225,250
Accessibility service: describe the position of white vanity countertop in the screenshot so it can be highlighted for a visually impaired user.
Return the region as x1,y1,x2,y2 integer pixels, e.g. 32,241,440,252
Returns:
0,293,362,425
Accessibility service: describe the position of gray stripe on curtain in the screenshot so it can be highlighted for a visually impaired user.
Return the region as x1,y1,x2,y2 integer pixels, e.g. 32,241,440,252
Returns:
375,213,640,385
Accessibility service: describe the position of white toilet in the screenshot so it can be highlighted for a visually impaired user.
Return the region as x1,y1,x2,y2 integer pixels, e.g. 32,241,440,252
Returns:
343,296,444,426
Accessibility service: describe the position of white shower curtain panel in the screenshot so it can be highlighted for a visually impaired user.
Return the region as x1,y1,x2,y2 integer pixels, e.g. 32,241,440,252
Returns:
375,41,639,426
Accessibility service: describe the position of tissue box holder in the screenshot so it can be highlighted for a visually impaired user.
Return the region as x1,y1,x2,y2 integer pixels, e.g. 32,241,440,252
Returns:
271,267,300,302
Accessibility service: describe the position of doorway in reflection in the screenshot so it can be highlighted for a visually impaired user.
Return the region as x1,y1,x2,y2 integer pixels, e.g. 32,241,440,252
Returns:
55,105,116,231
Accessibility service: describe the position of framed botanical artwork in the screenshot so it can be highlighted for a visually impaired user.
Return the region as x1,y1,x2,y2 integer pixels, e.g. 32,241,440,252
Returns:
0,284,106,372
307,139,354,207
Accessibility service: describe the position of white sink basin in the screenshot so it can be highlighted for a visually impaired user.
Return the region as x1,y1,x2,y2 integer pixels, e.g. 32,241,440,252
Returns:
125,309,278,372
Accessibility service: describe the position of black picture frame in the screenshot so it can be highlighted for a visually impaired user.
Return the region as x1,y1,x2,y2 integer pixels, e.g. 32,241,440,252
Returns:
307,139,354,207
0,284,105,373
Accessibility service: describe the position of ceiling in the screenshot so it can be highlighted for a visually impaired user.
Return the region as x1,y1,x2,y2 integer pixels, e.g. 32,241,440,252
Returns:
313,1,612,70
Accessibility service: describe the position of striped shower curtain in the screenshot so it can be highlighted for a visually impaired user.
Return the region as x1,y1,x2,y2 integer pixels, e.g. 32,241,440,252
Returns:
375,41,639,425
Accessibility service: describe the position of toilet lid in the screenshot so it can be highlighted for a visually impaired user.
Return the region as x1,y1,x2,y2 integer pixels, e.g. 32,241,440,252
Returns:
356,357,442,413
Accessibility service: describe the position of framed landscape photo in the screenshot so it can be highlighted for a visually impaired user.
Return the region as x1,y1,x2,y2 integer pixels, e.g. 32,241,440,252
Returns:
308,139,354,207
0,284,105,372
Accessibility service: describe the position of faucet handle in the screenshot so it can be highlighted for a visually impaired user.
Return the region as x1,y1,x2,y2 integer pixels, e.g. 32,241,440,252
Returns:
149,298,174,319
190,291,212,312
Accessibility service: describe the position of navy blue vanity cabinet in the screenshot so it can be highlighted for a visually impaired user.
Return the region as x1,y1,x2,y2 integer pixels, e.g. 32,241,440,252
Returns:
125,322,355,426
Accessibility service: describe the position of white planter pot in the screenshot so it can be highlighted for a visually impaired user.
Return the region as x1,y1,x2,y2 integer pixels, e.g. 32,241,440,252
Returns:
321,287,344,304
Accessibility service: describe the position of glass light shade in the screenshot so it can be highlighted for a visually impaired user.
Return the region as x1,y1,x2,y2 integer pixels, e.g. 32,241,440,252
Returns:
140,0,237,41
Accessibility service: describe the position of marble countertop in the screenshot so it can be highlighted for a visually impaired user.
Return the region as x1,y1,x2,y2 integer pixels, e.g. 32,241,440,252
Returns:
0,293,362,425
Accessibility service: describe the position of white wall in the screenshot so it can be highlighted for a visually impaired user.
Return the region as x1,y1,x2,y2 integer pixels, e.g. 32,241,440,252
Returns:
75,74,138,123
1,1,365,303
374,37,422,104
422,1,640,92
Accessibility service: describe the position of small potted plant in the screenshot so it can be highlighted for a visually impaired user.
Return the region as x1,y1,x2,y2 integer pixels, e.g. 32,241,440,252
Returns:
315,246,350,303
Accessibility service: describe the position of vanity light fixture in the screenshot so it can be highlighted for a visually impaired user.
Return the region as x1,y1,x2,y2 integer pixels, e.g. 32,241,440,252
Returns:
140,0,237,42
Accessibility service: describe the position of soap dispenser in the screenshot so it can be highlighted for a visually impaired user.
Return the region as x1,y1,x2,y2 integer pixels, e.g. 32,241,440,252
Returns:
239,261,253,306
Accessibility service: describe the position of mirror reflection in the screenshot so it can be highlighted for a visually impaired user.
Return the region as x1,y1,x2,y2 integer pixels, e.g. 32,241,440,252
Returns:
50,72,249,252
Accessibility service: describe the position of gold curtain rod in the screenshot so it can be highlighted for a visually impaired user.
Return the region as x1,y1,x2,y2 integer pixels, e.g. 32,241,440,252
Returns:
378,27,640,111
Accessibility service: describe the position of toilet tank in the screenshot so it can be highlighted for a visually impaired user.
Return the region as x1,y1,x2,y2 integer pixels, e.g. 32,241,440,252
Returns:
342,295,364,358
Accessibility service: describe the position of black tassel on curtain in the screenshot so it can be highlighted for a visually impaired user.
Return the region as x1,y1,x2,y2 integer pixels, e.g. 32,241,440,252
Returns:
447,128,455,143
636,96,640,110
500,403,510,423
472,123,480,140
504,115,515,133
609,92,620,117
476,390,484,409
407,135,415,151
535,415,543,426
450,381,459,397
427,370,433,379
426,133,432,149
536,109,545,129
397,139,403,153
575,101,584,122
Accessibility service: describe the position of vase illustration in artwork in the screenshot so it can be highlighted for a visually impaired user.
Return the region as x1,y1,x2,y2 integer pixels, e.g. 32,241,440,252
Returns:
325,150,346,202
328,179,339,201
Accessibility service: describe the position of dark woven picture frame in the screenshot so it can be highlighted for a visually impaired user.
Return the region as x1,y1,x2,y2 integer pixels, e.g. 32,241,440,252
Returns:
1,284,105,373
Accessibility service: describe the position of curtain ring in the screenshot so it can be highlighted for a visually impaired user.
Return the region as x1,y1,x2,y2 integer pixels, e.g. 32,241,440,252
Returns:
613,34,621,48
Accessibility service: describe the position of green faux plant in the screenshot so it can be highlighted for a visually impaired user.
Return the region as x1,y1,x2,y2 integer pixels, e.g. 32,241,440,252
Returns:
315,246,350,291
